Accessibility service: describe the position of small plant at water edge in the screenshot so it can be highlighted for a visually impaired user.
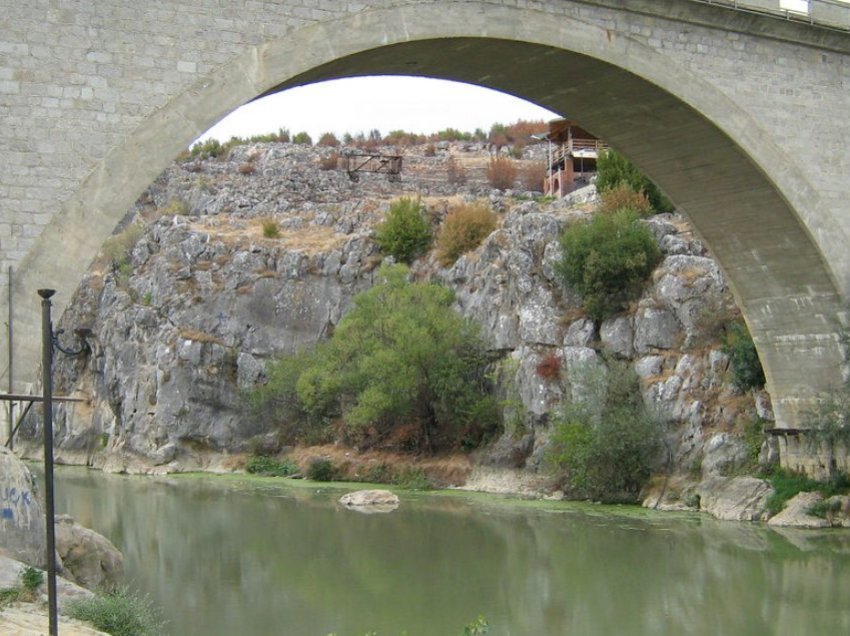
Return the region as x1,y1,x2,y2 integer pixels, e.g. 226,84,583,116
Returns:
245,455,297,477
394,466,432,490
307,457,338,482
66,587,165,636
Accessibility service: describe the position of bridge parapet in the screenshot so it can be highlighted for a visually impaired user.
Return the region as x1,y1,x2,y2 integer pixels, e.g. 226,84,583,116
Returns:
691,0,850,30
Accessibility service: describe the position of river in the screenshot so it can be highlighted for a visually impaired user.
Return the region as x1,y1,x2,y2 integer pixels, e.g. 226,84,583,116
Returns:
50,466,850,636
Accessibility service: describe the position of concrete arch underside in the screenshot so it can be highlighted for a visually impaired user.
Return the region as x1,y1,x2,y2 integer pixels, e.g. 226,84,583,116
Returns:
6,2,849,432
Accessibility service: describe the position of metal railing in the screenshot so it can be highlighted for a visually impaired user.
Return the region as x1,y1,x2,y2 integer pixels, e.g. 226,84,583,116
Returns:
689,0,850,31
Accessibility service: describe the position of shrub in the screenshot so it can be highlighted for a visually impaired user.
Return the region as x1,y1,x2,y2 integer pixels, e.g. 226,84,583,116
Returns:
596,149,673,212
238,162,255,175
374,197,432,264
306,458,338,482
424,143,436,157
555,210,661,321
446,156,467,185
486,156,517,190
292,131,312,145
597,183,653,217
546,358,662,502
319,151,339,171
519,161,546,192
67,587,165,636
102,223,144,269
722,321,765,391
394,466,432,490
436,201,498,267
292,264,498,452
245,455,297,477
261,218,281,238
21,566,43,592
317,132,340,147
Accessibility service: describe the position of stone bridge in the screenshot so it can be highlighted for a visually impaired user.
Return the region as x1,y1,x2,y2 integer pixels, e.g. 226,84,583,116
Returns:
2,0,850,447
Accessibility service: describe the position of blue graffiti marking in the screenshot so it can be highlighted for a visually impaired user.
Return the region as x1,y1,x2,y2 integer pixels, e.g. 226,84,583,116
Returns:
1,487,31,507
1,508,13,520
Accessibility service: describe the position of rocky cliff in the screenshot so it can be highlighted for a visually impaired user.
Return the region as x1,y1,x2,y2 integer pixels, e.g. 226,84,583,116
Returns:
16,141,775,501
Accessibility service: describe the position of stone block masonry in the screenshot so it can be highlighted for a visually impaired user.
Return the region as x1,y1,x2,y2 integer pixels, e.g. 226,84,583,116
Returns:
1,0,849,444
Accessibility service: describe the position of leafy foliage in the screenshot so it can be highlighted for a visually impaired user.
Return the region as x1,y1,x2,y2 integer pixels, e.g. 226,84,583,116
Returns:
292,131,313,145
374,197,432,264
764,469,849,517
597,183,653,218
436,201,498,267
596,149,673,212
555,210,660,321
252,265,497,452
306,458,339,482
67,587,165,636
245,455,297,477
722,321,765,391
546,359,662,502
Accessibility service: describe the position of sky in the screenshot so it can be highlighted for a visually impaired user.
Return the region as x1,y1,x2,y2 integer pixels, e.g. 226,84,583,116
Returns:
196,76,560,144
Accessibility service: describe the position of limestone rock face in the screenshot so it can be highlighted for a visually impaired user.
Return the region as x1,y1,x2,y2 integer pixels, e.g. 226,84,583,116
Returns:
339,489,400,513
54,514,124,589
15,143,762,493
0,448,45,567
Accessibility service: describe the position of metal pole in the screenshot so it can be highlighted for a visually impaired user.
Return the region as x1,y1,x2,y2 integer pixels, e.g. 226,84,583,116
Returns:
6,267,12,449
39,288,58,636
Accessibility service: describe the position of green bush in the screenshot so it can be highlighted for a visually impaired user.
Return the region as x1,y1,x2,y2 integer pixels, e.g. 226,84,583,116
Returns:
66,587,165,636
546,358,662,502
436,201,497,267
722,321,765,391
260,264,497,452
306,458,338,482
20,566,43,592
596,149,673,212
801,381,850,481
374,197,432,264
555,210,660,321
245,455,297,477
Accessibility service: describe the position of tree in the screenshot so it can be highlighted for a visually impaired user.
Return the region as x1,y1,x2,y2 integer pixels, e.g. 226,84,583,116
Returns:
596,149,673,213
258,265,497,452
722,321,765,391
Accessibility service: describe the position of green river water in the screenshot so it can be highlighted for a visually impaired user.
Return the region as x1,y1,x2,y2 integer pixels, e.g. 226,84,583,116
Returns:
50,467,850,636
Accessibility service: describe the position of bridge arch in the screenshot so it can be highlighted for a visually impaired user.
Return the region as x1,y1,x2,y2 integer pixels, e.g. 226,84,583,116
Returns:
7,1,849,436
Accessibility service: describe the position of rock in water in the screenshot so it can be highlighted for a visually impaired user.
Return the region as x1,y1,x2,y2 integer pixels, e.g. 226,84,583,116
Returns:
0,448,45,567
54,514,125,589
339,489,400,513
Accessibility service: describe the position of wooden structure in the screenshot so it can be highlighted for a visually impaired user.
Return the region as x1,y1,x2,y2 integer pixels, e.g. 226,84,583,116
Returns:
541,119,608,197
341,152,403,182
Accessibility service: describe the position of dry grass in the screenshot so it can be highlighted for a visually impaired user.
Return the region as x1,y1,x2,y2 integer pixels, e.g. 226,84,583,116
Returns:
189,218,347,255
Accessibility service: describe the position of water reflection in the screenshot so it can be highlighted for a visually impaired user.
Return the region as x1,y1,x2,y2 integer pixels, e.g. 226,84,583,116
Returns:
48,468,850,636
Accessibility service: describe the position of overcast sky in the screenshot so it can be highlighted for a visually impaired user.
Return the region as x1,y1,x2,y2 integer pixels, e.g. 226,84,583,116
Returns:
196,76,560,143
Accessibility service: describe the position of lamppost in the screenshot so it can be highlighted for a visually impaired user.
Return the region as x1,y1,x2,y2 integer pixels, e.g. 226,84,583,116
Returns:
38,289,90,636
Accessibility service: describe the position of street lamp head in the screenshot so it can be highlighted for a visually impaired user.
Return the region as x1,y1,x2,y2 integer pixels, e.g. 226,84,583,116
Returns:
37,289,56,300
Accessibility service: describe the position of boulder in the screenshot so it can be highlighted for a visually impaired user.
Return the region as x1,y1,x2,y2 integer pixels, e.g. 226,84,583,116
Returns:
339,489,399,513
696,476,772,521
54,515,124,589
0,448,45,567
767,492,831,528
